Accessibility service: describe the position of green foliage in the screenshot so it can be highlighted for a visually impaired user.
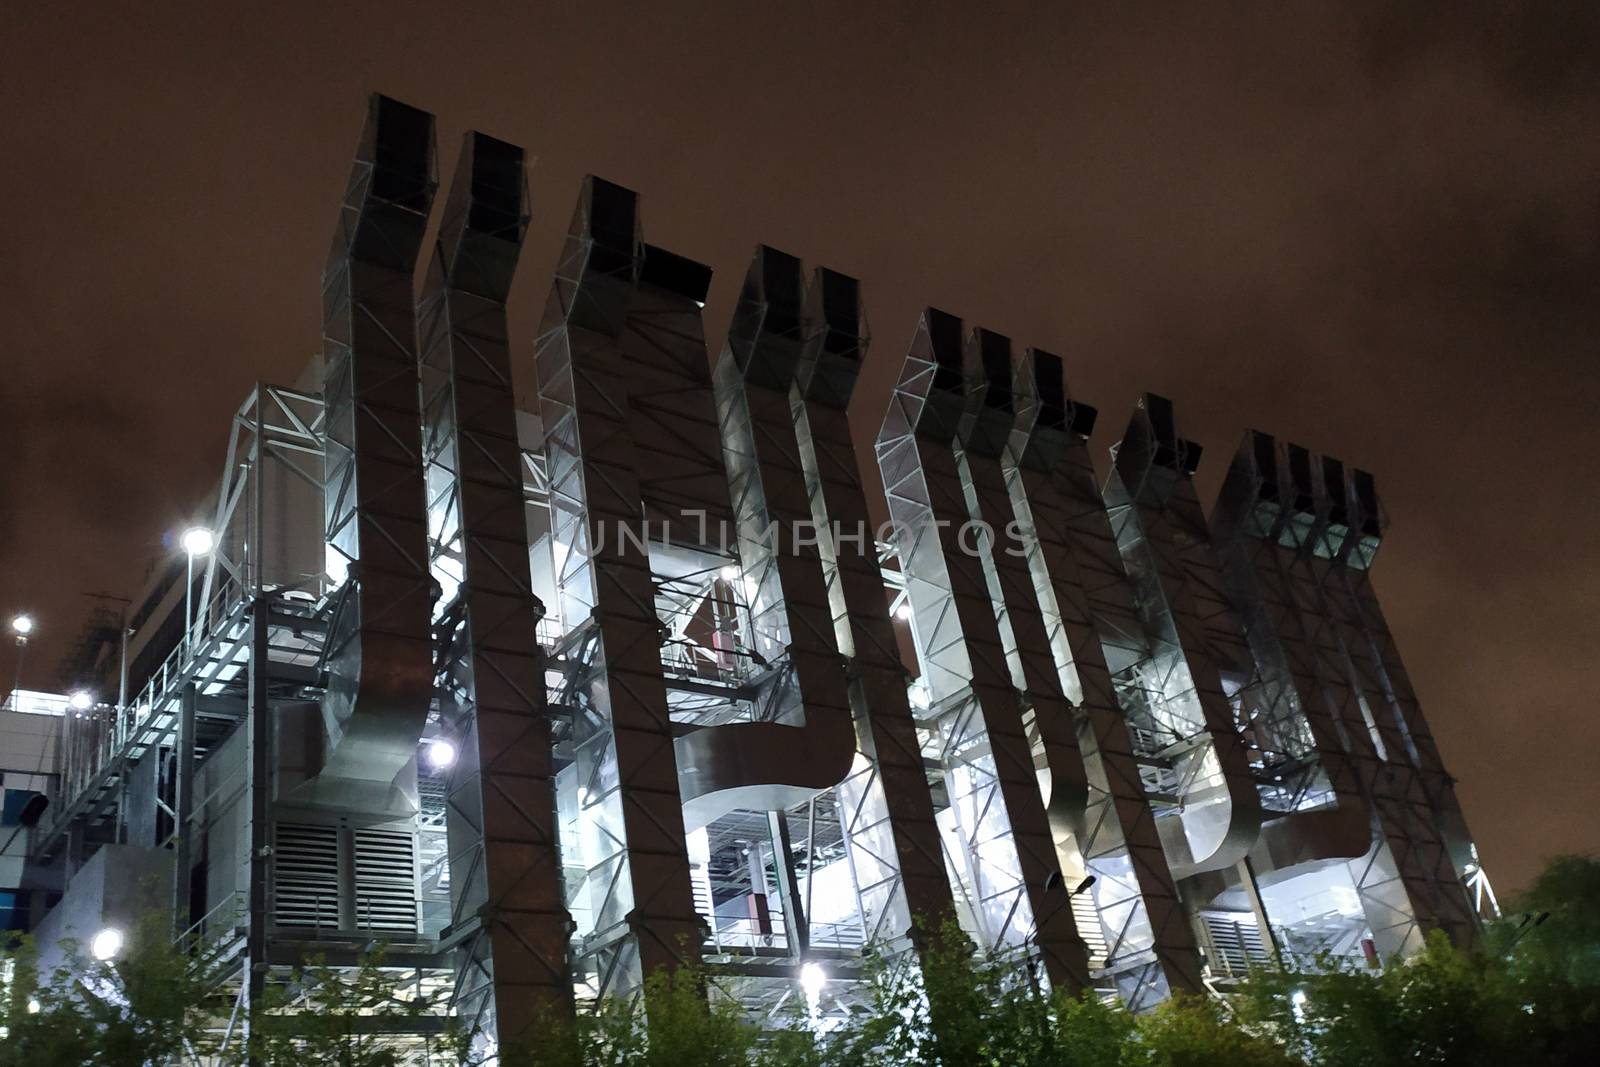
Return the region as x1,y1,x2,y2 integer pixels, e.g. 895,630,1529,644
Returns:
1233,854,1600,1067
0,913,220,1067
7,855,1600,1066
246,950,471,1067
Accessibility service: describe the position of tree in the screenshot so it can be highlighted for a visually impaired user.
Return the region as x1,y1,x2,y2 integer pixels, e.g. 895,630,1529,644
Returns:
0,914,221,1067
1232,854,1600,1067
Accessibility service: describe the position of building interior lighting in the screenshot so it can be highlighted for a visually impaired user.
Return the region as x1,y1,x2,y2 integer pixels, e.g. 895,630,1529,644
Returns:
800,961,827,1001
426,738,457,770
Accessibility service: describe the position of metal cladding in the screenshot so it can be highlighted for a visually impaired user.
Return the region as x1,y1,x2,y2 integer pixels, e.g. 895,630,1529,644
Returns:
1101,396,1264,878
952,330,1091,888
1211,432,1401,951
1003,349,1203,1007
877,308,1091,992
1333,471,1481,890
690,247,858,827
29,92,1491,1051
535,178,704,995
418,132,571,1040
310,94,438,810
790,267,959,942
1308,459,1479,946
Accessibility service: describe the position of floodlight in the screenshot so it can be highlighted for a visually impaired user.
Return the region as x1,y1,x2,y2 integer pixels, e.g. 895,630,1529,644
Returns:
68,690,93,711
90,927,123,961
426,738,457,770
180,527,216,557
10,614,34,637
800,961,827,999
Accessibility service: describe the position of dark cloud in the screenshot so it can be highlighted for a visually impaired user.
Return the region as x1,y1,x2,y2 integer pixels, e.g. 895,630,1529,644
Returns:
1,0,1595,892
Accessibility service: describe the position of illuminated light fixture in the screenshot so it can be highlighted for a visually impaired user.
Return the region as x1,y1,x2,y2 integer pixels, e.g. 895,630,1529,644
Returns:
68,690,94,712
719,564,739,582
426,738,457,770
10,614,34,637
894,602,912,622
180,527,215,557
90,927,124,961
799,961,827,1000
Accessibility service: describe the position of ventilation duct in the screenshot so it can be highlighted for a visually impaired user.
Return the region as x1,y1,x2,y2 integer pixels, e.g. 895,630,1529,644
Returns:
297,94,438,812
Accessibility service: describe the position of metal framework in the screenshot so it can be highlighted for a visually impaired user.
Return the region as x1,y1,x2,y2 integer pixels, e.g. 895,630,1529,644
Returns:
419,130,571,1046
534,177,704,1000
12,90,1494,1061
874,308,1089,991
998,350,1203,1008
788,264,958,948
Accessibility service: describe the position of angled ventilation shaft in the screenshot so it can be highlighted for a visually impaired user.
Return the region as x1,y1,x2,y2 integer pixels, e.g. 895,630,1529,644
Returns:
297,93,439,813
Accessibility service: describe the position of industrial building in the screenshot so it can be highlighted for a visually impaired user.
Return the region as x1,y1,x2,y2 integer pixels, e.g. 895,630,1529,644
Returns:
0,94,1497,1056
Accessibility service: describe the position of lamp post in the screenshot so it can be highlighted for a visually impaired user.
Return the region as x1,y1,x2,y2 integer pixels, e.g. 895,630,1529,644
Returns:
180,528,215,661
9,613,33,701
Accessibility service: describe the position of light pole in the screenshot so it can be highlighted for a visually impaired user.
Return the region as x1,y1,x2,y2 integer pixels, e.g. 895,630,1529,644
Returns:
180,528,215,661
9,613,33,701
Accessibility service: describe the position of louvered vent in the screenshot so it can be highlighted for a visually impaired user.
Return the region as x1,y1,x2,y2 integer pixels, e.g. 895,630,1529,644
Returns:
1202,910,1270,976
274,823,341,930
353,828,420,934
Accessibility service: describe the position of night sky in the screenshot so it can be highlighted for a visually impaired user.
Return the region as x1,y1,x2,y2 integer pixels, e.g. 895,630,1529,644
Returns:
2,2,1596,894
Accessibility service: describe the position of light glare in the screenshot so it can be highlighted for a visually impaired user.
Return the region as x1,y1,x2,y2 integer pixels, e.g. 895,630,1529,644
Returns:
426,738,457,770
90,927,123,961
10,613,34,637
181,527,216,557
800,961,827,999
68,690,93,711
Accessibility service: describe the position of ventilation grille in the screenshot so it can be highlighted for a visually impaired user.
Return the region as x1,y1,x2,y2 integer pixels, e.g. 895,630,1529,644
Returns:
353,828,419,933
1201,910,1270,976
274,823,340,930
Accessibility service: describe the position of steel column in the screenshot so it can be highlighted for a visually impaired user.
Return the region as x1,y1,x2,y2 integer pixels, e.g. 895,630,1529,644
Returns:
535,177,702,998
1003,354,1204,1005
792,268,958,945
418,132,573,1041
875,308,1086,990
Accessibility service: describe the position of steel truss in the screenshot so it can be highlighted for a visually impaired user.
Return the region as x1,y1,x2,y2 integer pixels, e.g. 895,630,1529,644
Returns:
1212,431,1420,961
996,348,1202,1009
1303,459,1480,945
1327,470,1493,918
535,177,705,1001
25,91,1497,1060
875,307,1090,992
419,131,572,1048
788,265,959,951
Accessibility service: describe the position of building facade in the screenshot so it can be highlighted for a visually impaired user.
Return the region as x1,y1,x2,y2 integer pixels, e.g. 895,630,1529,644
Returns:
4,94,1496,1055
